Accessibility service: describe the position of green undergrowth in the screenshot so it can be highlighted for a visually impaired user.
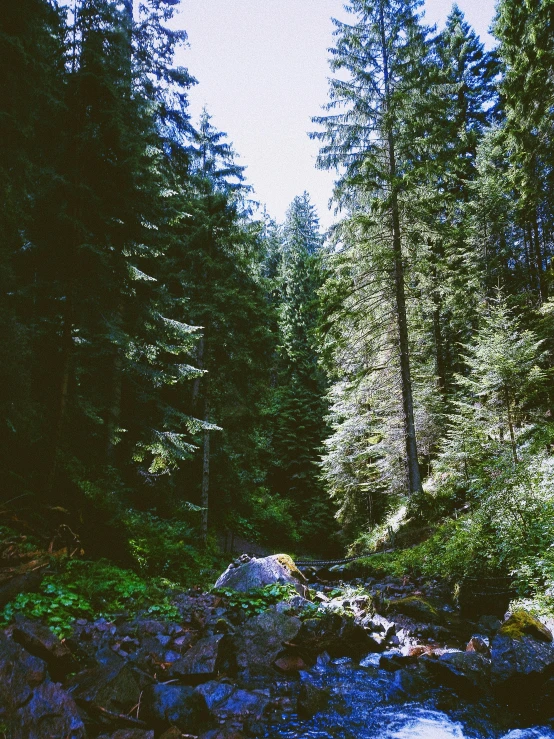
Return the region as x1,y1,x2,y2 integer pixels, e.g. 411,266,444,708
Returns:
212,582,299,620
0,558,185,637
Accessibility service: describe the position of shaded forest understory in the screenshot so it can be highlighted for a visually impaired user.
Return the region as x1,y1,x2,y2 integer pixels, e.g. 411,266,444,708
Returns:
2,0,554,635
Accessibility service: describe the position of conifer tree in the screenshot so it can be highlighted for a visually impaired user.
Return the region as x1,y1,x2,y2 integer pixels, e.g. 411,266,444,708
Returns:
313,0,431,495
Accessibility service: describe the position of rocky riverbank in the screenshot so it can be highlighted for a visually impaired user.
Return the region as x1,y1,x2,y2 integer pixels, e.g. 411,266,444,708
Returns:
3,554,554,738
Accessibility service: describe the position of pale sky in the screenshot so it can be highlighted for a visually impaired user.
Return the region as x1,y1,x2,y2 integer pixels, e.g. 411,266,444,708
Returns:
174,0,498,229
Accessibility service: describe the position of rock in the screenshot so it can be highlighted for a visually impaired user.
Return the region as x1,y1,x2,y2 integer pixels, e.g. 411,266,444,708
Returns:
379,652,418,671
66,662,149,714
499,610,553,643
491,612,554,705
141,683,210,733
195,680,269,721
168,634,236,683
195,680,236,710
14,681,86,739
466,635,490,656
0,630,48,714
478,615,502,635
211,689,270,720
297,682,330,719
235,611,301,673
387,596,442,624
274,654,310,673
426,651,491,695
214,554,308,597
12,619,76,680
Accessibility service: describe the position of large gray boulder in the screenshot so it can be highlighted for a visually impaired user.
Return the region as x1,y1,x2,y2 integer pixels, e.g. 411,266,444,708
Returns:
214,554,308,597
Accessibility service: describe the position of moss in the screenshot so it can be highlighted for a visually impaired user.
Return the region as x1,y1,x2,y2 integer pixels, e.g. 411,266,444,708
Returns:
499,609,553,643
276,554,305,581
387,595,441,623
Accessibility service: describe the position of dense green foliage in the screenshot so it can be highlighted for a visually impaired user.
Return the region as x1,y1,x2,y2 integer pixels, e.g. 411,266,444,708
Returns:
2,0,554,619
315,0,554,608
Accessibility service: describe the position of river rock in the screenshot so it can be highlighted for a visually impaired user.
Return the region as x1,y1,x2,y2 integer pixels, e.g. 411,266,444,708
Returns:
491,611,554,703
195,680,270,721
167,633,235,683
214,554,308,597
141,683,210,732
235,610,301,673
13,619,76,680
425,651,491,695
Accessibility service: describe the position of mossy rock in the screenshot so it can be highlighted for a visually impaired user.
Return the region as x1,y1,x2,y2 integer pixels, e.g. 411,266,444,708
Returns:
275,554,304,582
499,609,553,643
387,596,441,624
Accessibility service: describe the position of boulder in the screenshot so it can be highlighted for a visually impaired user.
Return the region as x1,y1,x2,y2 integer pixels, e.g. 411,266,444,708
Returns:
14,681,86,739
425,651,491,695
13,619,76,680
141,683,210,733
0,630,48,714
214,554,308,597
234,610,301,673
387,596,442,624
66,662,149,714
167,634,236,683
466,635,490,656
490,611,554,705
194,680,270,722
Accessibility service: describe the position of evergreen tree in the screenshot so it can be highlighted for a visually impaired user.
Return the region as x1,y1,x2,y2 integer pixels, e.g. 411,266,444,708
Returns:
313,0,433,495
270,194,333,549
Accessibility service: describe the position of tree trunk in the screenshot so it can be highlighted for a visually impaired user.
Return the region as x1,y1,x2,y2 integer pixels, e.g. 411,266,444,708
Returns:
47,301,73,492
379,3,422,495
201,398,210,544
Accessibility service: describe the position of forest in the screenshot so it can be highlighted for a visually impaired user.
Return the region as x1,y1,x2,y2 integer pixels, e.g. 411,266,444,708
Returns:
1,0,554,628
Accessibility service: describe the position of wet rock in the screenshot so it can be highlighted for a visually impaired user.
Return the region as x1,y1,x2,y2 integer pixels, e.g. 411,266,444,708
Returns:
141,683,210,733
386,666,432,700
235,611,301,673
214,554,308,597
491,632,554,690
12,619,76,680
168,633,236,683
297,681,330,719
14,681,86,739
425,651,491,695
211,688,270,720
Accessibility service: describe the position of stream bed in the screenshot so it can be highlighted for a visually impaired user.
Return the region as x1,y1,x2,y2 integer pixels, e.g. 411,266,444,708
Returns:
265,655,554,739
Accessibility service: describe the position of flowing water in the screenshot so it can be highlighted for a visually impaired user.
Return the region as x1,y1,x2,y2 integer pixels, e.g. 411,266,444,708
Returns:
264,656,554,739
